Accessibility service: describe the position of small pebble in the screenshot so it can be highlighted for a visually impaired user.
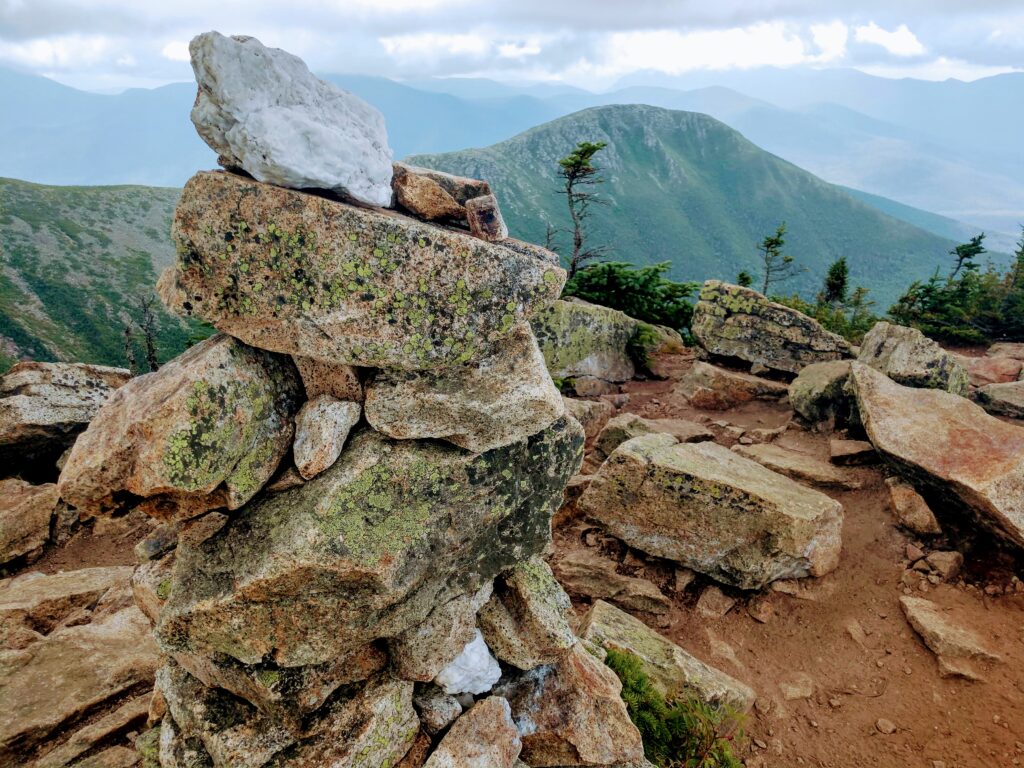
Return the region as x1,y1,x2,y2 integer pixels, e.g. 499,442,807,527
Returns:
876,718,897,735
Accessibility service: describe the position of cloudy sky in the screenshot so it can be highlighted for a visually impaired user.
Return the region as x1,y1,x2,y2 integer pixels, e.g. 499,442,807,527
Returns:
1,0,1021,91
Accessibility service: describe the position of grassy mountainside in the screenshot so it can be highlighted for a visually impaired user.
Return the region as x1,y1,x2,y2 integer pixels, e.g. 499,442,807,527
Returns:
0,178,206,372
409,104,960,308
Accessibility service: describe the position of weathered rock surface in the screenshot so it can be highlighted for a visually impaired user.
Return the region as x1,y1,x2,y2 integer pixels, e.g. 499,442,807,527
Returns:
674,361,788,410
189,32,393,207
579,434,844,589
788,360,854,428
885,477,942,535
900,596,1000,662
58,334,301,521
962,354,1023,387
156,418,583,667
423,697,521,768
0,607,159,765
170,644,387,731
413,686,462,735
35,693,150,768
690,281,851,373
0,565,132,640
974,380,1024,419
494,643,644,767
161,171,563,370
858,322,968,395
0,361,130,474
561,397,616,441
578,600,755,712
292,396,361,479
434,629,502,696
478,557,576,670
553,549,672,616
592,412,713,463
391,163,490,223
391,584,492,682
0,479,59,566
733,443,862,490
365,324,563,452
530,299,637,383
291,356,363,401
851,362,1024,547
465,194,509,243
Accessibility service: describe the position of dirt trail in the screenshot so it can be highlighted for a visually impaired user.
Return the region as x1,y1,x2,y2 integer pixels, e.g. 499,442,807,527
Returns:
555,354,1024,768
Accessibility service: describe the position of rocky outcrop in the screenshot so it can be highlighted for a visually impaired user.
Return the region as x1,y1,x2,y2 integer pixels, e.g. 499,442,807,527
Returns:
0,479,59,566
365,324,563,452
788,360,855,429
530,299,638,383
189,32,393,207
579,433,844,589
0,362,130,477
77,36,641,768
974,381,1024,418
851,362,1024,546
674,361,788,410
690,281,851,373
561,397,615,441
553,549,673,617
578,600,755,712
858,321,968,395
58,334,301,521
160,171,563,370
592,412,712,464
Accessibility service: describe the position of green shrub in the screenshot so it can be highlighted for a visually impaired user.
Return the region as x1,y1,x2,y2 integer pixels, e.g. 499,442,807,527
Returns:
605,648,743,768
563,261,698,333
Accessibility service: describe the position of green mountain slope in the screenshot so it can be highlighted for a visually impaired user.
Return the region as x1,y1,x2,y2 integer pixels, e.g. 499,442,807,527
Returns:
409,104,960,308
0,178,206,372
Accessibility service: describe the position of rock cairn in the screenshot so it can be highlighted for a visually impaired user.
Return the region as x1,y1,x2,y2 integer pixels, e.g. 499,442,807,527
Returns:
57,32,646,768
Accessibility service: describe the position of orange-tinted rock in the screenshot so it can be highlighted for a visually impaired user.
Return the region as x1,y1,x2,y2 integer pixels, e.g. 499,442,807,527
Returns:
423,696,521,768
674,361,788,410
0,479,58,565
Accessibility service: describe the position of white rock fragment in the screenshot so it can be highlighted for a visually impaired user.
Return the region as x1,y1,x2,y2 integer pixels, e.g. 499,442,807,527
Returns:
189,31,394,206
293,396,362,480
434,629,502,696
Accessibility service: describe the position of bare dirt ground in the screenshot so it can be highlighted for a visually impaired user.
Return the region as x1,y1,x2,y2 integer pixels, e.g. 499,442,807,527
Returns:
8,351,1024,768
554,352,1024,768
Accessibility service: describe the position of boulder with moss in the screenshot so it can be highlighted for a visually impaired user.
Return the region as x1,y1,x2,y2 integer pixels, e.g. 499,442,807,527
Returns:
57,334,302,522
530,299,639,383
858,322,968,395
690,280,851,374
160,171,564,371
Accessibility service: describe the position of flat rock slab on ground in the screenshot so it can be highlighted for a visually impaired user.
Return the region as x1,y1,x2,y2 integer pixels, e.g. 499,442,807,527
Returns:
0,566,133,638
900,596,1001,663
973,381,1024,419
578,600,755,712
851,362,1024,547
592,411,713,463
579,433,843,589
674,360,789,410
734,443,863,490
553,548,672,616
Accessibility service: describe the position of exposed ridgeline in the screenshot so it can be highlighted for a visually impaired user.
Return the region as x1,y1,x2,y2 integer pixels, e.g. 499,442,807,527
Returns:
0,178,207,372
409,104,959,309
49,32,643,768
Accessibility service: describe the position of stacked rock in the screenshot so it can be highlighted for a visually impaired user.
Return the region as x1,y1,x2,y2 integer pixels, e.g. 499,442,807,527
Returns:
57,32,646,768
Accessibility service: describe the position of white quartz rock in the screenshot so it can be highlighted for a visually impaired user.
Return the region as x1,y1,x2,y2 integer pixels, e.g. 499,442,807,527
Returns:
434,629,502,696
188,31,394,206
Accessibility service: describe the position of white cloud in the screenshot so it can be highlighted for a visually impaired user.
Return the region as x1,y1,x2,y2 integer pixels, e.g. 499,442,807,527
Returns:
379,32,490,60
160,40,191,62
0,33,112,68
810,21,847,62
854,22,925,57
498,40,542,59
600,23,807,76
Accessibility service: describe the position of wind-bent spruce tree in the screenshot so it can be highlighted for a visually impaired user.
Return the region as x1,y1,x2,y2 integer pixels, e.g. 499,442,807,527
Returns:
758,222,801,294
557,141,609,279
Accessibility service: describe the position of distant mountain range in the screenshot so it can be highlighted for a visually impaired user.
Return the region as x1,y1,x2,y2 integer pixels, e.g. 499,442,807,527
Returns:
0,177,204,371
1,64,1021,239
410,104,965,310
